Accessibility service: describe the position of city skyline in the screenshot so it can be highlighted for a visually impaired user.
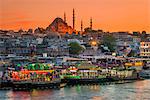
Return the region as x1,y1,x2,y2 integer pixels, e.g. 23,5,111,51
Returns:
0,0,150,32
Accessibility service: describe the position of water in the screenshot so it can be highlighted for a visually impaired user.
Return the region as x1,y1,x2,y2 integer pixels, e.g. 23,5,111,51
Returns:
0,80,150,100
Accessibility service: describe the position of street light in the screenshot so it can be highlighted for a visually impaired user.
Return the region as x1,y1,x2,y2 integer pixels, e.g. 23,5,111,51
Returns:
91,41,97,46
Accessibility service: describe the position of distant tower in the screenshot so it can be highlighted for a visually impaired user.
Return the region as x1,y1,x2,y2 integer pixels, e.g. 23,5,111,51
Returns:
90,17,92,30
73,8,75,30
81,20,83,32
64,12,66,23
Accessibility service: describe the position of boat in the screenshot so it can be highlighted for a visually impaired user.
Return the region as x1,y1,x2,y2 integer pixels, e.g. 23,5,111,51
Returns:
62,61,140,84
1,63,63,90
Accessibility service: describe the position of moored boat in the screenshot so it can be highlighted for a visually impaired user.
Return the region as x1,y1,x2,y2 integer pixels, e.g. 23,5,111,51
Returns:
62,61,140,84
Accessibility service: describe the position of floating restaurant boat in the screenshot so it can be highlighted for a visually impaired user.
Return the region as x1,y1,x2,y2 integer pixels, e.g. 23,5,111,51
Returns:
1,63,63,90
62,61,141,84
12,70,61,90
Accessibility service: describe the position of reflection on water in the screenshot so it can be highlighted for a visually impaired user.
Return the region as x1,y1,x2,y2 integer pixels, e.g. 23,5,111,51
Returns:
0,80,150,100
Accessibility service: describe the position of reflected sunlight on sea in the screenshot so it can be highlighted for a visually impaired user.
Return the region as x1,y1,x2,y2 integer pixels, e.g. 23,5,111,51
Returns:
0,80,150,100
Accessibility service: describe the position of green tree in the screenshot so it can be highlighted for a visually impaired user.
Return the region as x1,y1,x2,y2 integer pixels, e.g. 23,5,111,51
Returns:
141,31,147,41
102,34,116,52
68,42,85,55
127,50,136,57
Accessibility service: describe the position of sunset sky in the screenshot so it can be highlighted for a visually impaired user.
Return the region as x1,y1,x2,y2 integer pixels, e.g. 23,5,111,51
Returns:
0,0,150,32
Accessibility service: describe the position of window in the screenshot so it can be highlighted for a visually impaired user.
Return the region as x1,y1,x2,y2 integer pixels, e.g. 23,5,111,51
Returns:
147,50,149,52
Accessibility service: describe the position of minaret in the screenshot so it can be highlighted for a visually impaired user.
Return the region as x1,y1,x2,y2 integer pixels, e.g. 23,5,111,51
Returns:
81,20,83,32
64,12,66,23
73,8,75,30
90,17,92,30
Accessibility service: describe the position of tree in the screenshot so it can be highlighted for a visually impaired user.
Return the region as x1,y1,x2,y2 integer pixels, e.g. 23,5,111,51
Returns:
28,29,33,33
141,31,147,41
102,34,116,52
68,42,85,55
127,50,138,57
